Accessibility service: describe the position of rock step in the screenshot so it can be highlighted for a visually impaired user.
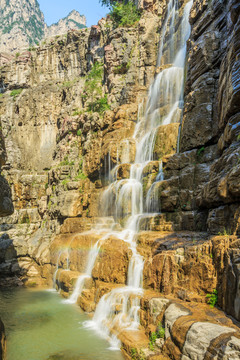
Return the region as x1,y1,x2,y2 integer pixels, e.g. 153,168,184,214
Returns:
138,213,173,231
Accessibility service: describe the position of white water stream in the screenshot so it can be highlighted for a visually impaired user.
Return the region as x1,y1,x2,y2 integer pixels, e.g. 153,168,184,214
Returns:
55,0,193,349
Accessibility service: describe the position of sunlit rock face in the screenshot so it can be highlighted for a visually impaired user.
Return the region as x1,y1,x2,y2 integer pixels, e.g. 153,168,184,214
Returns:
0,0,86,54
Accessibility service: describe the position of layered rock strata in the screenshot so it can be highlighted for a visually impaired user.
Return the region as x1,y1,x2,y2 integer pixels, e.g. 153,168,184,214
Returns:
0,0,240,359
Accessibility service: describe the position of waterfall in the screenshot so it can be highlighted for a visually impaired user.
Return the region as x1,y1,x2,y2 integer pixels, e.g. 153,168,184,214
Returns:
83,0,193,347
60,0,193,349
53,252,62,289
64,233,111,304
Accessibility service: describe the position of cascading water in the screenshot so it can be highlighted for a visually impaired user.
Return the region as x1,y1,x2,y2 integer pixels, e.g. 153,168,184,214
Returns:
61,0,193,349
82,0,193,348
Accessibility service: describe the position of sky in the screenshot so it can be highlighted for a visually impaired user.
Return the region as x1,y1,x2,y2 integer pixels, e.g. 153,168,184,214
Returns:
38,0,110,27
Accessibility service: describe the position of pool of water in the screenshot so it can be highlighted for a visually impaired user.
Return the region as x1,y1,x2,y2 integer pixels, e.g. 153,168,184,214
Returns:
0,287,124,360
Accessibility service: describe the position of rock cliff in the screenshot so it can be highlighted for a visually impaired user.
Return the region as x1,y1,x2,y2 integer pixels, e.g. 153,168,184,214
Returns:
0,0,240,359
44,10,86,39
0,109,12,360
0,0,86,53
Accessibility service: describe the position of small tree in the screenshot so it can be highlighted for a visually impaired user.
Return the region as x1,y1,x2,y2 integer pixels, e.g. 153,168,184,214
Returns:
99,0,128,9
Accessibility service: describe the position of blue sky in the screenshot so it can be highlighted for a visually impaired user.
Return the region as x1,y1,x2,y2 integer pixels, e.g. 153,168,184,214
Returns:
38,0,109,27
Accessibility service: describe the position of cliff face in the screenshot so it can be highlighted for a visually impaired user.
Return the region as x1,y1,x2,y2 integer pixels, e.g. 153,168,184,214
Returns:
0,120,13,217
0,0,86,53
0,0,240,359
45,10,87,39
0,0,45,52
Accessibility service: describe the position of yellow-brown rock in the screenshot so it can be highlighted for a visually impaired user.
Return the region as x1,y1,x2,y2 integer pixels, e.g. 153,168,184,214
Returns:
92,237,132,284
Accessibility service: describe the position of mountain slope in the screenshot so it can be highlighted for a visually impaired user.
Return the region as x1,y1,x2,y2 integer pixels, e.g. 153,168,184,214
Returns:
0,0,86,53
45,10,86,39
0,0,45,52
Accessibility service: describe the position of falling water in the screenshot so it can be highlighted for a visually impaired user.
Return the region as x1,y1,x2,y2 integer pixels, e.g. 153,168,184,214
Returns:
146,161,164,213
53,252,62,288
65,234,109,304
63,0,193,349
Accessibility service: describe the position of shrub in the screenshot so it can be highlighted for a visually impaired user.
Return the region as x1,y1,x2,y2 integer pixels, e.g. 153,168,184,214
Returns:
109,2,141,28
114,62,130,74
87,94,110,114
10,89,23,98
82,62,110,114
157,322,165,338
72,109,83,116
74,171,87,180
206,289,218,308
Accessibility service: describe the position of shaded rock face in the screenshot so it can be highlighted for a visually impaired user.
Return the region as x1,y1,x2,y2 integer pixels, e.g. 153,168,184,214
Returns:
0,319,6,360
0,127,13,217
169,0,240,236
0,127,12,360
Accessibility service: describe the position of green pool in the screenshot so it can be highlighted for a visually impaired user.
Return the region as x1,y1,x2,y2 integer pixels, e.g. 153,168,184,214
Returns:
0,288,124,360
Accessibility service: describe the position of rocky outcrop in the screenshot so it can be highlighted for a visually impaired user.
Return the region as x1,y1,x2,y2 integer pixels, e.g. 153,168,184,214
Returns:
45,10,86,39
0,0,86,53
0,0,45,53
139,294,240,360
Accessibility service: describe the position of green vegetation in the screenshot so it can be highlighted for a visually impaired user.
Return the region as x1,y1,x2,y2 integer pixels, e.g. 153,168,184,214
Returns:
61,77,80,89
74,158,87,180
15,52,20,58
114,62,130,74
67,19,87,29
59,156,74,167
72,109,83,116
109,2,141,28
21,215,30,224
61,179,70,188
217,227,231,236
10,89,23,98
197,146,205,157
77,129,82,136
157,322,165,338
130,348,145,360
237,134,240,141
131,348,138,359
99,0,116,8
74,172,87,180
91,94,110,114
148,324,165,350
82,62,110,114
206,289,218,308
